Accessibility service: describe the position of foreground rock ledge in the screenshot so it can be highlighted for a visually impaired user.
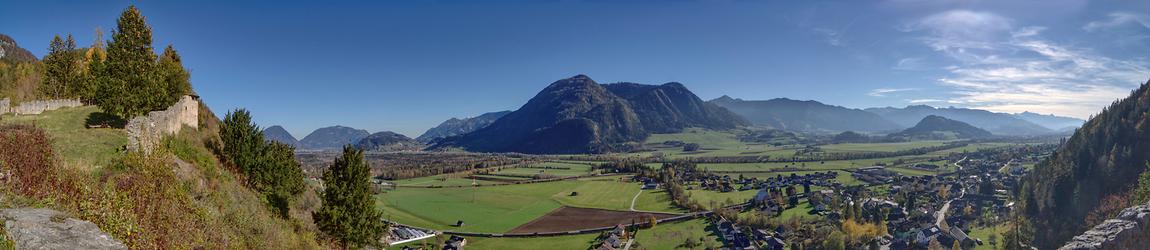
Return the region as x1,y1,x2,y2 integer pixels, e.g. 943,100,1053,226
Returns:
1061,203,1150,250
1,208,127,250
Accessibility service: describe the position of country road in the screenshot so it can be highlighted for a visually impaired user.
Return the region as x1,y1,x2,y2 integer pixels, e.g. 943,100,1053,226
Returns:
630,190,642,211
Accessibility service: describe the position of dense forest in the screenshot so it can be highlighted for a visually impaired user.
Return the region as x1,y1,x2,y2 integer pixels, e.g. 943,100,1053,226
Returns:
1020,79,1150,249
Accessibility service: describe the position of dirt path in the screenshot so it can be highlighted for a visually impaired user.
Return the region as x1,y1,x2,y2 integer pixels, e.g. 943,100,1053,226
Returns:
629,190,642,211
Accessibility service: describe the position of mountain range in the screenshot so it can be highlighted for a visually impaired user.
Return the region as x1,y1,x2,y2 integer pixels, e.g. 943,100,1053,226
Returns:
432,75,746,154
887,115,992,140
261,125,301,147
710,96,900,133
297,125,370,150
1013,111,1086,131
416,111,511,143
865,105,1054,136
355,131,422,152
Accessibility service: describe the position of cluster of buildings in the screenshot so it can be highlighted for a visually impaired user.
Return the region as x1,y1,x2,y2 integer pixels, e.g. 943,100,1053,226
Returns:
594,225,629,250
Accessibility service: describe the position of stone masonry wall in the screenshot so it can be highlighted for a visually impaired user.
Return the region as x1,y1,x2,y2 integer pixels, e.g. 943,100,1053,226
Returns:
126,95,199,153
0,98,83,115
1060,202,1150,250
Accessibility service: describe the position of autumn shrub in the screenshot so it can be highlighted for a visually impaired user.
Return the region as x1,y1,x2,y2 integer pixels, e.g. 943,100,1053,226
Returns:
0,125,79,201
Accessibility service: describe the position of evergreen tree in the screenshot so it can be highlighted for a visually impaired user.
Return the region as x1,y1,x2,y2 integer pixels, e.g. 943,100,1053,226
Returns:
1133,163,1150,204
220,109,263,175
219,109,307,217
157,45,191,105
99,5,163,118
43,34,79,99
313,146,387,248
257,141,306,218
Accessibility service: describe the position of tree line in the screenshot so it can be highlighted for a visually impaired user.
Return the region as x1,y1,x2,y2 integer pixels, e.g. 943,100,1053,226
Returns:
36,6,191,120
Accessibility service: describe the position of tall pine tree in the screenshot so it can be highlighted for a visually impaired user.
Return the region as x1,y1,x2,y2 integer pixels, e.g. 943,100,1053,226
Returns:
313,146,386,248
43,34,80,99
79,27,106,104
99,5,163,118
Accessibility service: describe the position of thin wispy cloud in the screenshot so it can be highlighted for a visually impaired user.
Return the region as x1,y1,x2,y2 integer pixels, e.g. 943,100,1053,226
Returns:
869,88,917,97
1084,12,1150,31
903,10,1150,119
907,99,944,103
893,57,926,70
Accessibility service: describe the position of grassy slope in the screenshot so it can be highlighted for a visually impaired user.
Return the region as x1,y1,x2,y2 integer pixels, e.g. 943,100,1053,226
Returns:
0,106,125,168
1,106,323,249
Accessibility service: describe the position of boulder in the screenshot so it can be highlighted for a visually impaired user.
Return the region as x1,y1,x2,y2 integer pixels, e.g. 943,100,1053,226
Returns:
1,208,127,250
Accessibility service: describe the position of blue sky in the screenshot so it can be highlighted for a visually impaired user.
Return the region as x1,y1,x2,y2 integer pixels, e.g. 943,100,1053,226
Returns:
3,0,1149,137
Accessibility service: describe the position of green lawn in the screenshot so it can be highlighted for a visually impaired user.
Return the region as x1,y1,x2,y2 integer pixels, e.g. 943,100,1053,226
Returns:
634,218,721,250
779,200,818,220
686,187,757,209
0,106,126,169
377,178,680,233
968,224,1010,250
632,189,684,213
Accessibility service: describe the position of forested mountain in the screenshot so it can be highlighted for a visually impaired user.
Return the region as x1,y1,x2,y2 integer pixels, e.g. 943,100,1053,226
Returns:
604,83,747,133
261,125,300,147
0,34,37,62
355,131,422,152
709,96,900,133
1013,111,1085,131
434,75,744,154
416,111,511,143
887,115,992,140
1021,80,1150,249
865,105,1051,135
299,125,370,150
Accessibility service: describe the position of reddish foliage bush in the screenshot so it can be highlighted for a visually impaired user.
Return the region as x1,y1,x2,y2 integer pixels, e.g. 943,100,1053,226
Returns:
0,125,78,199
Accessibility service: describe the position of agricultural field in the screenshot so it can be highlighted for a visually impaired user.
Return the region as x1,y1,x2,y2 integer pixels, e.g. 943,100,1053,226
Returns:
391,234,599,250
633,218,722,250
390,174,500,187
491,161,594,177
376,177,680,233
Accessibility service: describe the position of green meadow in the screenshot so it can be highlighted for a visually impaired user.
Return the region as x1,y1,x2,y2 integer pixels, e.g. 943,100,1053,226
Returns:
376,177,680,233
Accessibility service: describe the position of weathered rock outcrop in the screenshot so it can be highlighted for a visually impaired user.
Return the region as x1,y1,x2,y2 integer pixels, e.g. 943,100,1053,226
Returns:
1061,202,1150,250
1,208,127,249
0,98,83,115
126,95,199,153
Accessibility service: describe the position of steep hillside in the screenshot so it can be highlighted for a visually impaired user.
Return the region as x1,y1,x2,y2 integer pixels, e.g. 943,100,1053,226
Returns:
604,83,747,133
1014,111,1085,131
261,125,300,147
710,96,900,133
887,115,992,140
0,34,37,63
299,125,369,150
865,105,1051,135
1021,80,1150,249
416,110,510,143
355,131,422,152
435,75,647,154
0,106,322,249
